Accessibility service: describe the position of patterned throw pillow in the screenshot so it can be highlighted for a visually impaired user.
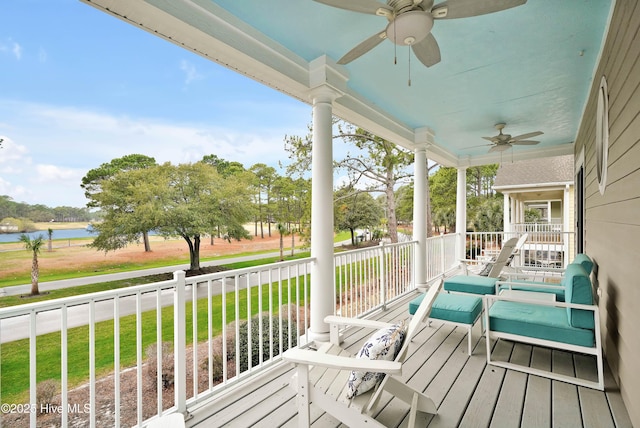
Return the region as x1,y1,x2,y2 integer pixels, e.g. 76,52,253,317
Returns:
345,320,406,399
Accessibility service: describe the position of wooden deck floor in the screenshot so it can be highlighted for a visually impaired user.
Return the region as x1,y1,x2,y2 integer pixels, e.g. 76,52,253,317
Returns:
187,293,633,428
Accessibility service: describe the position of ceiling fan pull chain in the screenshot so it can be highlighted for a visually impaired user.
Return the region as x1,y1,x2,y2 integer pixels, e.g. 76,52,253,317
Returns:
408,46,412,86
394,19,397,65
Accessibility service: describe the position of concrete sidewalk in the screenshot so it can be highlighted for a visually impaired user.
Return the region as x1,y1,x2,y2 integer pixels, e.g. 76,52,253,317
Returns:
0,250,301,297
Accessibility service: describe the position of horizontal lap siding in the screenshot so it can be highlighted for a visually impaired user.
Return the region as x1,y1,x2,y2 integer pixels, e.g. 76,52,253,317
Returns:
575,0,640,425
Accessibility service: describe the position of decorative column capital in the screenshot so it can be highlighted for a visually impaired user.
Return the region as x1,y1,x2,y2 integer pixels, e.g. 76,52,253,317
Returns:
309,84,343,105
414,126,435,150
309,55,347,103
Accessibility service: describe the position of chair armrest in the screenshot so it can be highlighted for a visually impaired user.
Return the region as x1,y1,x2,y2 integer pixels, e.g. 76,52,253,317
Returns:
324,315,393,345
325,315,393,330
283,348,402,374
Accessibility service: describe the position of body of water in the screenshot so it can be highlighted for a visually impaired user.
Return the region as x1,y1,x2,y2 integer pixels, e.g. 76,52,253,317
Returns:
0,228,96,243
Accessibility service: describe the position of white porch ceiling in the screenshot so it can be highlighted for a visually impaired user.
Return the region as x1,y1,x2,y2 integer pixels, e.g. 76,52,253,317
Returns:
81,0,612,167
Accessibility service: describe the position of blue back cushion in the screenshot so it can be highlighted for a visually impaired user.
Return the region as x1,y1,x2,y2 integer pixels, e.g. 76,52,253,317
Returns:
572,253,593,275
563,263,594,329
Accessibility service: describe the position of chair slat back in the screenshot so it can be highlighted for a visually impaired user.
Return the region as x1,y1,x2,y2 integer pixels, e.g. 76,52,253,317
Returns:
396,279,443,362
488,237,519,277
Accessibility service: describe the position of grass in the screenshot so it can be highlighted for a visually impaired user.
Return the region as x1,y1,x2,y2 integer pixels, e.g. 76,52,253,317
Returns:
0,229,358,402
0,274,308,403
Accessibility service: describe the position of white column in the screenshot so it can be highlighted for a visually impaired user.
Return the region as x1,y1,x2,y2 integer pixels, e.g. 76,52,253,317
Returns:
456,167,467,261
503,193,511,235
308,86,340,342
413,146,427,288
563,184,570,267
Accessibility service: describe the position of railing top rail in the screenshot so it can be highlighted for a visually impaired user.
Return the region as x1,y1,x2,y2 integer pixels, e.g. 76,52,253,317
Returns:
334,240,417,258
182,256,316,284
0,278,178,318
0,257,316,319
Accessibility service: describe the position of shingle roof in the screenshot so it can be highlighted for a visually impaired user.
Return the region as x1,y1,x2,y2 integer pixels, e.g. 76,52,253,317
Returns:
494,154,574,187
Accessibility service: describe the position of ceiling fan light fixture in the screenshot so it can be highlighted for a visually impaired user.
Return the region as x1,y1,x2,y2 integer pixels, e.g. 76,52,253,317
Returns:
386,11,433,45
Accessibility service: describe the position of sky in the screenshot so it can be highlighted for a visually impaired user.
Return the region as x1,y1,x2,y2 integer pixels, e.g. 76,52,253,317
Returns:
0,1,315,208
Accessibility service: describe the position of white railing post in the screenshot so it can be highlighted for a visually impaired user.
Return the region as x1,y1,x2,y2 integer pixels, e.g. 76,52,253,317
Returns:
173,270,187,415
379,241,386,309
440,235,446,276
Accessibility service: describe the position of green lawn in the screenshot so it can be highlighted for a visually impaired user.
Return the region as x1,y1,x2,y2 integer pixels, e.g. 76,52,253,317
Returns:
0,274,308,403
0,229,363,403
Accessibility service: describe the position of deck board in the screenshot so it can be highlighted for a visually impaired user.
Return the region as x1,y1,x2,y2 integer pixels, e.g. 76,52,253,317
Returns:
189,293,632,428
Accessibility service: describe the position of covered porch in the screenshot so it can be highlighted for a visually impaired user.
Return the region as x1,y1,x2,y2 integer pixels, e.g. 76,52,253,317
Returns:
187,292,630,428
23,0,640,426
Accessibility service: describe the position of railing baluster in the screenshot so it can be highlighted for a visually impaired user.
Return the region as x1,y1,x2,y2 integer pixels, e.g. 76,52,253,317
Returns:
156,289,163,415
114,297,120,428
173,270,187,415
135,293,142,426
61,305,68,427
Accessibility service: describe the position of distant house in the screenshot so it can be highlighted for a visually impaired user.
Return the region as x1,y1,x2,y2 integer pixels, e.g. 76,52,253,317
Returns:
0,223,19,233
494,155,574,267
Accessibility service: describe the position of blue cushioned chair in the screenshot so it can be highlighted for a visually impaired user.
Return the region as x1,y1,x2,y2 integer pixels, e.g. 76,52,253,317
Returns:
484,263,604,390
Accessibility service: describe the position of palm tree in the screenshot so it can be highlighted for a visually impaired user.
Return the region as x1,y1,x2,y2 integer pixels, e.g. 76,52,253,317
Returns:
275,223,288,261
19,234,45,295
47,228,54,252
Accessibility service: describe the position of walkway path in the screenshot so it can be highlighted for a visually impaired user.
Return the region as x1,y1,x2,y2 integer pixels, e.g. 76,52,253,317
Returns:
0,242,355,343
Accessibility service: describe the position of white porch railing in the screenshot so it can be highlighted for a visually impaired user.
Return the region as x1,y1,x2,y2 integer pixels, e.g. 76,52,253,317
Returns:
465,231,576,269
0,259,315,428
0,234,461,427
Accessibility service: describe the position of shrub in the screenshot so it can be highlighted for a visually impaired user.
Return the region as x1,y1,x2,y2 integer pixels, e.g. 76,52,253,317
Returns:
36,379,59,413
198,352,226,384
236,314,298,373
146,342,174,389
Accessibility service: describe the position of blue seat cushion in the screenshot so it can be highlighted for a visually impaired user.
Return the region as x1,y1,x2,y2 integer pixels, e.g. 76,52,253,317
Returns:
444,275,498,295
489,300,595,347
409,293,482,325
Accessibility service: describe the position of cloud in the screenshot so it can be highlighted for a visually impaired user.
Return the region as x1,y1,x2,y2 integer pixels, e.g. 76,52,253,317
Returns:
0,137,29,168
0,100,310,206
180,60,203,85
0,39,22,60
34,164,84,184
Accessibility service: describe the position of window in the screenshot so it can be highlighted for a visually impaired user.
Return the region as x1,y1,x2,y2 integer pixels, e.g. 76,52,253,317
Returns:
595,75,609,195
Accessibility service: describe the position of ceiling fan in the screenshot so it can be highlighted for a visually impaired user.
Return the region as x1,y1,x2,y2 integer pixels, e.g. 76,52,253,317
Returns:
314,0,527,67
478,123,543,153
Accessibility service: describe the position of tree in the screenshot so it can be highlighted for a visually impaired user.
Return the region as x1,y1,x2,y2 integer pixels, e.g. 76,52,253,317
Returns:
47,228,53,252
334,186,384,245
284,120,413,243
473,198,503,232
19,234,45,295
249,163,277,238
275,222,288,261
156,162,252,271
81,154,157,251
88,166,166,253
429,166,458,231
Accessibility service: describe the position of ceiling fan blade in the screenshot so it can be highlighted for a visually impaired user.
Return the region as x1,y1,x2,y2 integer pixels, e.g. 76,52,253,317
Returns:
411,33,441,67
463,143,492,150
510,140,539,145
510,131,543,141
431,0,526,19
337,31,387,65
489,144,512,153
415,0,435,10
313,0,392,15
482,136,498,142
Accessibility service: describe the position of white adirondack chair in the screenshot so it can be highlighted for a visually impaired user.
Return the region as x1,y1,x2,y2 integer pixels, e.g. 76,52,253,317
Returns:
283,280,442,428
